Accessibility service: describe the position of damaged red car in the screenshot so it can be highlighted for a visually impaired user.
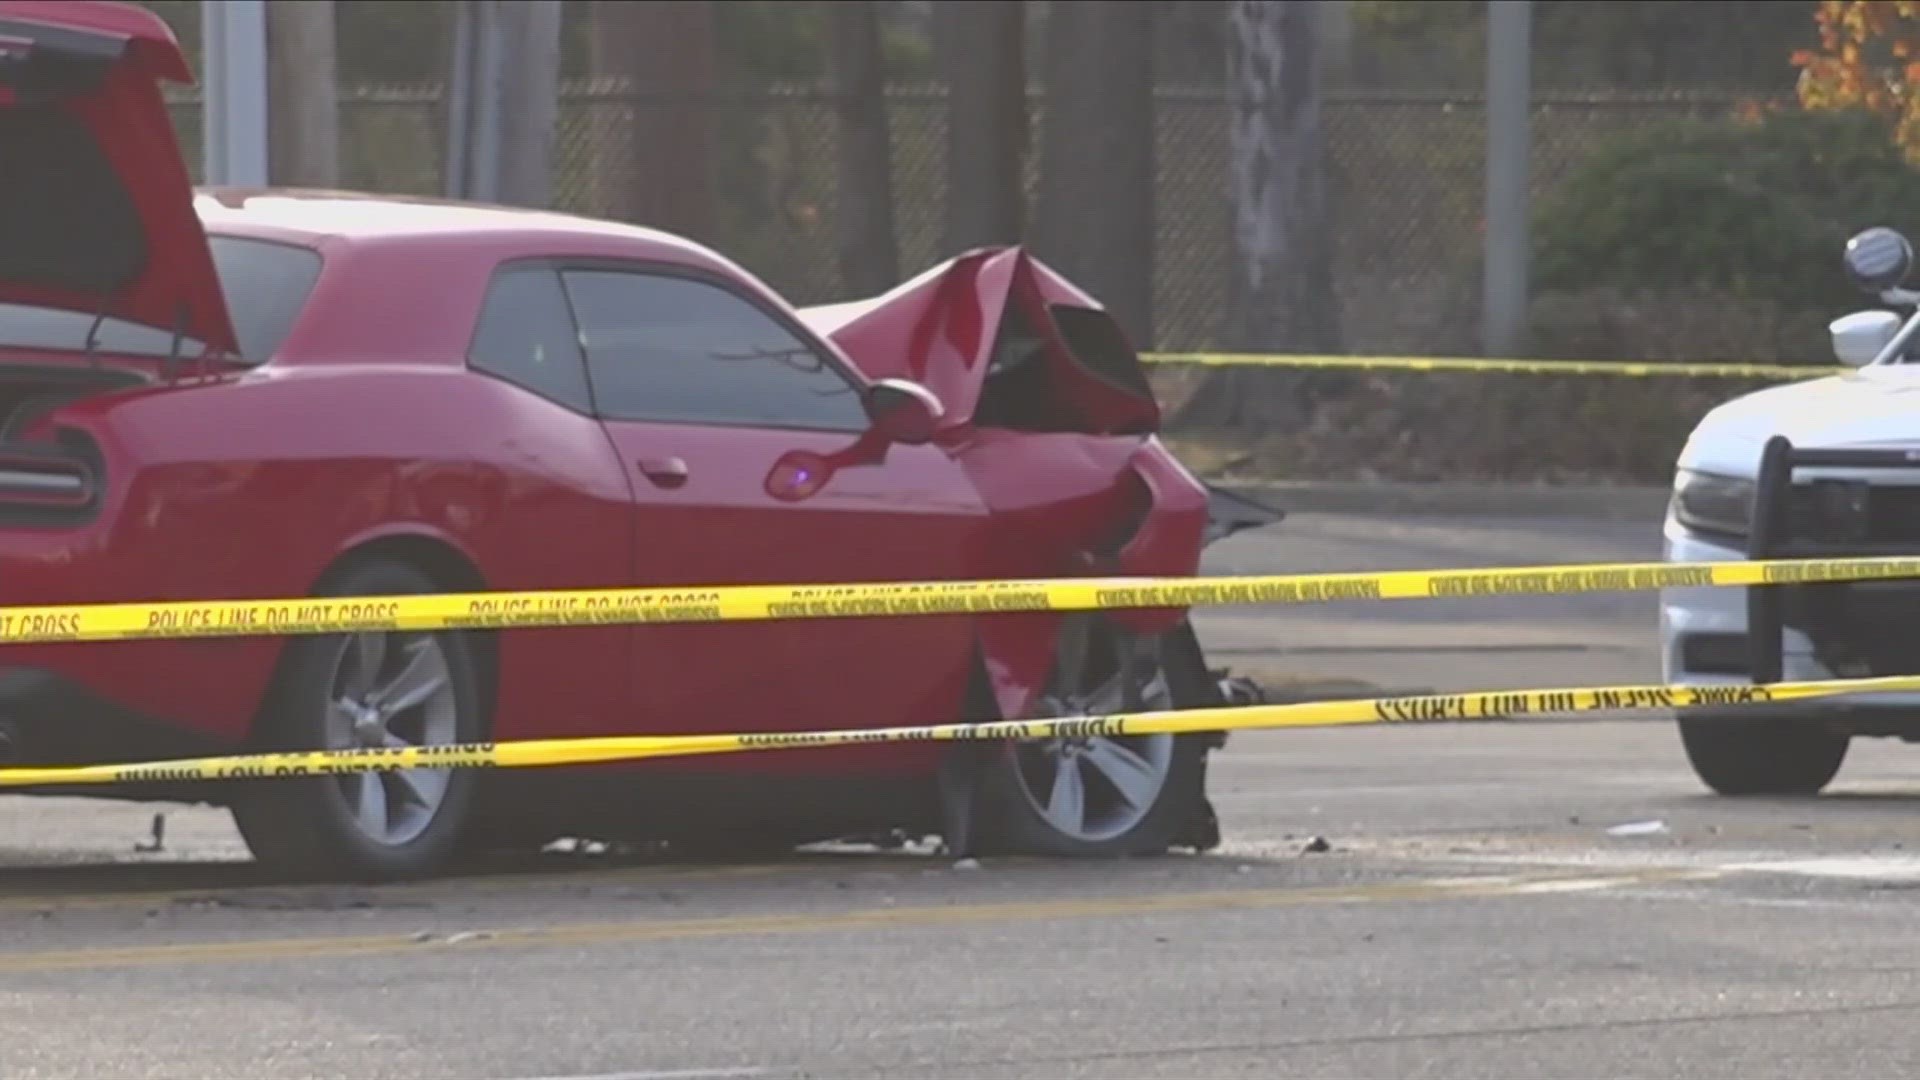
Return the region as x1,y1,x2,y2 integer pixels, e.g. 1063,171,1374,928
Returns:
0,1,1278,878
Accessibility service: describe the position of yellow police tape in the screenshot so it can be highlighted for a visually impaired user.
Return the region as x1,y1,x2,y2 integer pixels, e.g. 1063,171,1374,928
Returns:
4,554,1920,644
1141,352,1842,381
6,672,1919,789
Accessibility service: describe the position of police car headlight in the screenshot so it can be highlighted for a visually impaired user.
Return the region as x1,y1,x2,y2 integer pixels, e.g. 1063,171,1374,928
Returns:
1671,468,1755,539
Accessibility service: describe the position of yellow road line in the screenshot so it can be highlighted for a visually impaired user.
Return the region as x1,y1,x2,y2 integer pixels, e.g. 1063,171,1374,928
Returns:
0,861,780,914
0,867,1720,974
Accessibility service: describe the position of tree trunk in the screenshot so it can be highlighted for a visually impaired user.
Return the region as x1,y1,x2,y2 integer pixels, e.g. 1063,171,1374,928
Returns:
587,0,716,240
1030,0,1155,346
936,0,1027,253
828,0,900,296
496,0,562,209
266,0,339,187
1176,0,1342,430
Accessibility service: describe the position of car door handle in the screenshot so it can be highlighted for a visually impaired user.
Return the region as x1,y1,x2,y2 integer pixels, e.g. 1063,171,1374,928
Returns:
637,456,689,489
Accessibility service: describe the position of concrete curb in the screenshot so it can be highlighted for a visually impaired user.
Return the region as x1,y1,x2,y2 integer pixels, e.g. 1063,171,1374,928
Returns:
1212,479,1672,522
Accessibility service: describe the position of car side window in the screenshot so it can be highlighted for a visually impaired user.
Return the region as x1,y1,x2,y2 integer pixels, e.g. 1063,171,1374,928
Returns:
468,265,594,413
559,268,869,430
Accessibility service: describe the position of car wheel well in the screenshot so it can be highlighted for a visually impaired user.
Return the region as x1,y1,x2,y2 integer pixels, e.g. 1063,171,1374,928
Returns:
319,534,489,597
334,536,497,726
252,536,498,744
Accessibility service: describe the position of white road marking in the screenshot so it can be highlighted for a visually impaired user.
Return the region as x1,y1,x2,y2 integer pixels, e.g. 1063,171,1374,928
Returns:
1721,856,1920,882
1628,889,1884,911
514,1069,769,1080
1355,839,1920,890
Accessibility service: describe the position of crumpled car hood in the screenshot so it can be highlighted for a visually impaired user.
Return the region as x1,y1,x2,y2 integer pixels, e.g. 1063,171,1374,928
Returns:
799,246,1160,436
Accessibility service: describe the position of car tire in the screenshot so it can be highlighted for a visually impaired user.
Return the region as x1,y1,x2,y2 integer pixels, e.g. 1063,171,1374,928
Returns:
974,614,1214,858
231,560,488,881
1677,712,1849,796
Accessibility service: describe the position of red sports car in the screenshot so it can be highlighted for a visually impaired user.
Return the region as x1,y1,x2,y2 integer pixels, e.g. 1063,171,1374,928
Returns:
0,1,1277,879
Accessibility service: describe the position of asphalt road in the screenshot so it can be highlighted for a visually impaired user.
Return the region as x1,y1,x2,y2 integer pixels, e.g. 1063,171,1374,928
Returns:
8,505,1920,1080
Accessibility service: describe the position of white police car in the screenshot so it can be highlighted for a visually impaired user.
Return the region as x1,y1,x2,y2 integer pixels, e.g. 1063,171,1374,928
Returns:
1662,227,1920,796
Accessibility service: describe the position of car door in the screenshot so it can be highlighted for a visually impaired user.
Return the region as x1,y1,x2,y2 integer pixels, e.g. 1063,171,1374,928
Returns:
558,263,990,769
459,261,639,743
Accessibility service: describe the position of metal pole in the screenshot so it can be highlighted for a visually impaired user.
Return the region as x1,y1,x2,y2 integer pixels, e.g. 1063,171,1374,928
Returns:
229,0,270,186
445,0,475,198
469,2,508,204
1482,0,1531,358
497,0,562,209
201,0,226,183
201,0,270,186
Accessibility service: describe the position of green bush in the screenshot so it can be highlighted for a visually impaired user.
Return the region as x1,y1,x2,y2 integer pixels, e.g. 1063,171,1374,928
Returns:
1533,107,1920,318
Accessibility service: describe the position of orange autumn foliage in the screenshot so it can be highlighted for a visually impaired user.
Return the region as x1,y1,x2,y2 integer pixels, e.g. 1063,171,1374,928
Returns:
1794,0,1920,160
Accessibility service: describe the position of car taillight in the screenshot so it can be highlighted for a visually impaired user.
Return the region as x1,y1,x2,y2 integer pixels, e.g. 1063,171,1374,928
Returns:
0,450,91,507
0,429,102,520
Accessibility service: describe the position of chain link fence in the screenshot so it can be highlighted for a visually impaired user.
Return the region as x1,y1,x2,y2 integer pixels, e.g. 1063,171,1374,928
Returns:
164,83,1791,358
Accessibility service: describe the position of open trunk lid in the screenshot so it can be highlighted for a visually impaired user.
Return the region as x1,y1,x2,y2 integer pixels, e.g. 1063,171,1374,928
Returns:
0,1,237,355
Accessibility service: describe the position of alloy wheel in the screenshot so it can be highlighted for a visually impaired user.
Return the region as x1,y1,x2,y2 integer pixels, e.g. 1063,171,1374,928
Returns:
322,631,460,847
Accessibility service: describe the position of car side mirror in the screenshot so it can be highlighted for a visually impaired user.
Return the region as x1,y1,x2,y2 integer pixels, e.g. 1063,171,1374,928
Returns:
1830,309,1901,367
1845,226,1914,294
863,378,944,445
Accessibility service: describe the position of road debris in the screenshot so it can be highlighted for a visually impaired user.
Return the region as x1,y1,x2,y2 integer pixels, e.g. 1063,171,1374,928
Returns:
1606,820,1670,838
133,813,165,853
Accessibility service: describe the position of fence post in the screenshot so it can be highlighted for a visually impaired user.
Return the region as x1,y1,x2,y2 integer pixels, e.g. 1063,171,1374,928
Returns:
201,0,270,186
497,0,562,209
1482,0,1531,358
445,0,474,199
444,0,507,202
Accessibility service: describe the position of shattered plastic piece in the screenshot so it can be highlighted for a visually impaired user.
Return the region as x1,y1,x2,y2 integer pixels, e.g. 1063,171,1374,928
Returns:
952,857,981,871
1606,820,1670,837
1216,673,1266,708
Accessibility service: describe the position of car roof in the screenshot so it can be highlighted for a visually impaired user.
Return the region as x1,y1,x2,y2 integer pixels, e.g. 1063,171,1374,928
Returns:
193,187,732,269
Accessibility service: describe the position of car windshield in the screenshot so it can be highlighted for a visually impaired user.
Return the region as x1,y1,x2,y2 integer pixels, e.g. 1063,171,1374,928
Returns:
0,235,323,364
